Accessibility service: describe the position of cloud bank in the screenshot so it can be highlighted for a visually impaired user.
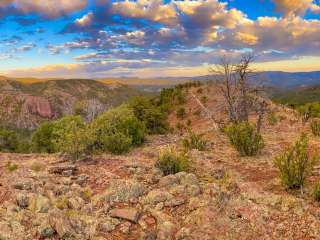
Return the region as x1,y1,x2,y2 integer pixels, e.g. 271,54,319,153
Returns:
1,0,320,77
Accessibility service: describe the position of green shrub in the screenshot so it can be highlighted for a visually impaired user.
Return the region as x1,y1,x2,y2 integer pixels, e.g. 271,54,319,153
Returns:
156,146,190,175
176,107,186,119
297,102,320,118
200,96,208,105
193,109,201,116
176,89,186,105
186,119,192,127
90,105,145,154
267,112,278,126
225,122,264,156
102,132,132,154
311,119,320,136
30,162,44,172
182,131,208,151
129,96,169,134
314,182,320,201
176,122,185,133
74,101,88,118
81,188,93,202
6,162,18,172
0,128,19,152
158,87,186,111
274,134,318,190
53,115,89,161
31,122,56,153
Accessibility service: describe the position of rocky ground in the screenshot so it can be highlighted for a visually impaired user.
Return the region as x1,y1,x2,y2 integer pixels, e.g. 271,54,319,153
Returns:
1,84,320,239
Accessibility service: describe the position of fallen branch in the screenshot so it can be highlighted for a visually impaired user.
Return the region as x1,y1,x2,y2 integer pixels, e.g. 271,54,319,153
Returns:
191,92,221,131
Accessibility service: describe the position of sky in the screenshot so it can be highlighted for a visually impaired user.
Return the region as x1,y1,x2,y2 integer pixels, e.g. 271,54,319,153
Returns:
0,0,320,78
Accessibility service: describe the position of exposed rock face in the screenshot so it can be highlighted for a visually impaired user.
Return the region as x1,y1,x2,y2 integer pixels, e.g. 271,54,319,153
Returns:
25,96,54,118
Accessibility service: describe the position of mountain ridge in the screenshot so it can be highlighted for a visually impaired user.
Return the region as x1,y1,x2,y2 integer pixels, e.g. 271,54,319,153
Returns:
2,70,320,89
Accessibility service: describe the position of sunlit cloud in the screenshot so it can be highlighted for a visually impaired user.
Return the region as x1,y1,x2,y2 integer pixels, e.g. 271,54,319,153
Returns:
271,0,320,16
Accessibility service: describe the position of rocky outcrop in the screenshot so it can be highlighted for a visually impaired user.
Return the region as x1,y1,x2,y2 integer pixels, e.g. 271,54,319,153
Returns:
0,79,143,129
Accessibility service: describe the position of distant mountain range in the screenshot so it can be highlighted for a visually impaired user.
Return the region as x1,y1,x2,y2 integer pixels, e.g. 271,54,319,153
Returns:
2,71,320,91
189,71,320,89
100,71,320,90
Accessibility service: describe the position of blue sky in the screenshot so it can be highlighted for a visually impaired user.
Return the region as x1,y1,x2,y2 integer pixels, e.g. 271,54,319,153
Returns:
0,0,320,78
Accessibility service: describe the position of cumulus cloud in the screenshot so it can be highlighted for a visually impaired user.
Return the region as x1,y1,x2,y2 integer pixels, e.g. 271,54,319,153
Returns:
0,0,87,18
0,0,13,7
272,0,320,16
219,16,320,57
112,0,178,26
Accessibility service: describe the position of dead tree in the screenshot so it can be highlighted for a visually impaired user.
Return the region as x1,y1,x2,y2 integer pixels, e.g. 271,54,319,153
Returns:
210,57,238,123
211,54,269,131
235,54,255,122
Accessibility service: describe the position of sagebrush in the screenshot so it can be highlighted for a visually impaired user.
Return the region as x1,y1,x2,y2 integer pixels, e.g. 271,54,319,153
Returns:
156,146,190,175
311,119,320,136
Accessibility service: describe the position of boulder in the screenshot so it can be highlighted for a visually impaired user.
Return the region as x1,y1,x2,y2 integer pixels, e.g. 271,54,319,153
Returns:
29,195,51,213
67,197,84,210
74,174,89,186
48,209,74,238
13,181,33,191
16,194,29,209
48,165,77,175
157,221,176,240
97,217,120,233
109,208,141,223
143,190,174,206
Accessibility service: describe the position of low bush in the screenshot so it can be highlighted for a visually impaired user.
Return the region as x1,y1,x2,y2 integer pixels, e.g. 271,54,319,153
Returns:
274,134,318,190
0,128,19,152
31,121,56,153
90,105,145,154
52,115,89,161
267,112,278,126
311,119,320,136
193,109,201,116
129,96,169,134
225,122,264,156
200,96,208,105
176,107,186,119
156,146,190,175
101,132,132,154
176,122,185,134
6,161,18,172
182,131,208,151
313,182,320,201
